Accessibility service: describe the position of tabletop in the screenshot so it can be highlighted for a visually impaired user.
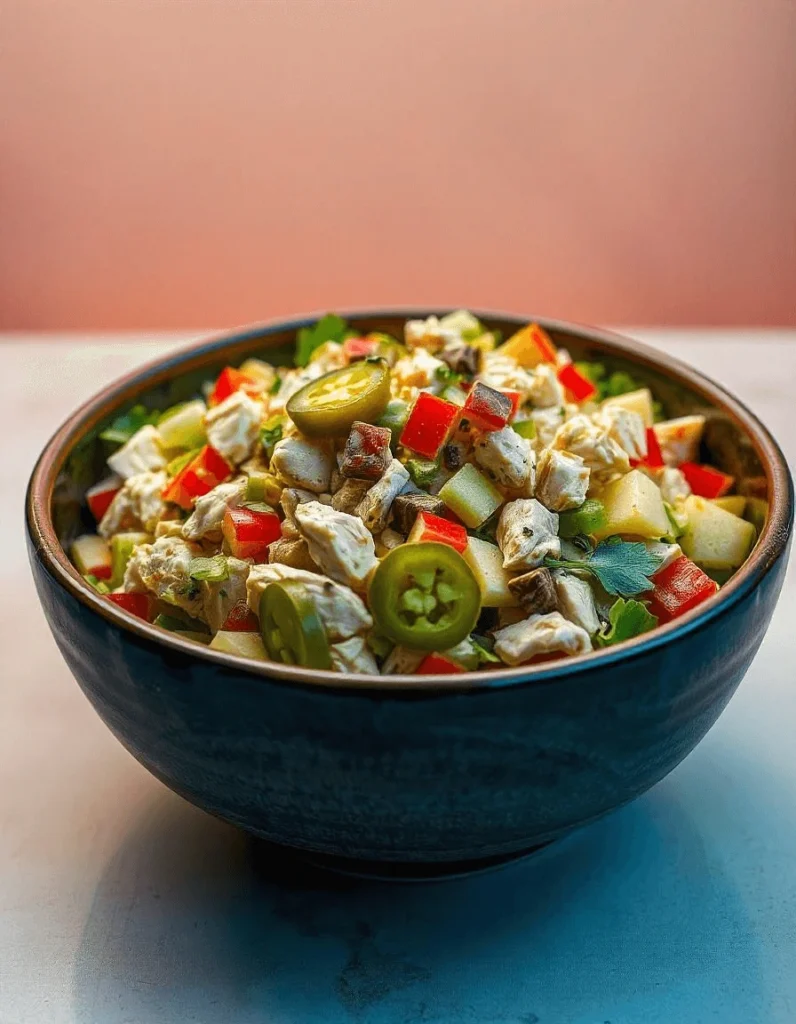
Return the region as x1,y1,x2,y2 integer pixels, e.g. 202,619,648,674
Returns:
2,329,795,1024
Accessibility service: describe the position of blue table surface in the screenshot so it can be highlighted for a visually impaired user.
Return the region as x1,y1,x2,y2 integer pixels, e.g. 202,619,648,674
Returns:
2,333,794,1024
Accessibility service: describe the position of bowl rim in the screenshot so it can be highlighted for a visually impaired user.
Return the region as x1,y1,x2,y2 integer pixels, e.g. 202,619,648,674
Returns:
26,307,794,693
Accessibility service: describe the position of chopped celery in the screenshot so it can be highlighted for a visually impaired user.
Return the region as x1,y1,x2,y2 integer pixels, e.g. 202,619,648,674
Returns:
512,419,536,440
157,399,207,450
406,458,439,489
110,531,151,588
558,499,607,540
439,464,504,528
245,472,282,506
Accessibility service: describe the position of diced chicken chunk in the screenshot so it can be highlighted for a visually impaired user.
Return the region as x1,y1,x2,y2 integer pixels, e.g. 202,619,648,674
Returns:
182,479,247,541
98,470,168,538
204,391,264,465
246,564,372,640
107,424,166,480
392,348,445,392
404,315,460,353
526,364,565,409
270,436,333,493
653,415,706,467
552,414,630,483
123,535,205,618
308,341,347,375
201,557,251,632
551,572,600,634
473,426,536,493
493,611,592,666
381,645,425,675
530,405,570,449
497,498,560,570
293,501,378,588
329,636,379,675
356,458,411,533
535,448,589,512
479,352,538,399
655,466,692,505
593,406,647,462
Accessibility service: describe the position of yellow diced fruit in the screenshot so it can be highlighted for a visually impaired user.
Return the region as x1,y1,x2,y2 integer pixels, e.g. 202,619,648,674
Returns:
681,496,756,570
209,631,268,660
462,537,518,608
497,323,557,369
712,496,746,517
592,469,670,541
602,388,654,428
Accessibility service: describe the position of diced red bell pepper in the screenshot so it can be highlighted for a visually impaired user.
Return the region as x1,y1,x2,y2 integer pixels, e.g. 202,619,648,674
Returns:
679,462,735,499
528,324,558,364
557,363,597,403
462,382,513,432
222,505,282,562
407,511,469,553
399,392,460,458
162,445,233,509
502,390,521,419
416,653,465,675
646,556,718,623
107,592,153,621
86,475,122,521
630,428,665,470
343,337,378,361
209,366,262,407
221,601,260,632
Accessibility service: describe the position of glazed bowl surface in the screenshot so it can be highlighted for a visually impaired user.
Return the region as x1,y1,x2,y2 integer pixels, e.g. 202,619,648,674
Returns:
26,310,793,869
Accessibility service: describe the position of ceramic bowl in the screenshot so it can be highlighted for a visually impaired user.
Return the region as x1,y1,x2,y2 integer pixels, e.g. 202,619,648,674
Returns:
26,311,793,875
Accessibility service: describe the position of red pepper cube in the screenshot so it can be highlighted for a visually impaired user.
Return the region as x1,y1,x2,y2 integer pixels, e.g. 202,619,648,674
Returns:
107,592,153,621
407,511,469,553
679,462,735,499
529,324,558,364
221,600,260,632
222,505,282,562
557,363,597,403
646,556,718,623
86,474,122,522
209,366,262,407
399,392,460,458
416,653,465,674
630,428,665,470
462,382,513,432
162,445,233,509
343,337,378,361
502,390,521,419
341,421,393,480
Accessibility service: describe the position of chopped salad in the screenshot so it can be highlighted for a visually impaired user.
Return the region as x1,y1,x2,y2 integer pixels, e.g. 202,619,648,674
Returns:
70,312,763,675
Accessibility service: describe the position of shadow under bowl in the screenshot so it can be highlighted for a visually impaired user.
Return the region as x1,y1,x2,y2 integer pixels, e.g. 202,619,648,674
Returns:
25,310,794,871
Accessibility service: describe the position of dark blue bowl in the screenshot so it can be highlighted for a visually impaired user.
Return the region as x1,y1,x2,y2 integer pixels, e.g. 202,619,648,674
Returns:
26,311,793,874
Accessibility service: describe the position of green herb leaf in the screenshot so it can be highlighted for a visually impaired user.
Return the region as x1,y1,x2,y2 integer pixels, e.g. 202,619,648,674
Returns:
269,376,282,395
260,416,284,457
188,554,229,583
595,598,658,647
83,573,110,594
99,404,159,445
471,509,500,544
471,635,500,665
295,314,350,367
544,538,664,597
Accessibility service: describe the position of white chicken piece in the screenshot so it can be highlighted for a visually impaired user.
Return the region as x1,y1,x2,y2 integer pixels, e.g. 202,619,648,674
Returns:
329,636,380,675
123,535,205,618
182,479,247,541
653,415,706,467
270,436,333,493
267,367,315,417
552,413,630,483
204,391,264,466
479,352,538,400
535,448,589,512
496,498,561,571
493,612,592,666
107,424,166,480
293,501,378,589
655,466,692,506
593,405,647,462
530,406,569,449
246,564,372,641
201,557,251,633
404,315,461,353
643,541,683,571
98,470,168,538
526,364,566,409
473,426,536,493
392,348,446,392
381,645,425,675
355,458,410,533
551,572,601,634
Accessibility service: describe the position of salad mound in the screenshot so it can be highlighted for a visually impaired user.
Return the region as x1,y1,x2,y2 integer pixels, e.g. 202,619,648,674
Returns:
70,312,762,675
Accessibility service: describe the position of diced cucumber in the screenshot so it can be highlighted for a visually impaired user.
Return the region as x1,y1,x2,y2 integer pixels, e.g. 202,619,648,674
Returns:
110,532,151,588
438,464,504,528
681,495,757,570
462,537,517,608
376,399,410,451
210,631,268,660
157,399,207,451
592,469,669,541
558,499,607,539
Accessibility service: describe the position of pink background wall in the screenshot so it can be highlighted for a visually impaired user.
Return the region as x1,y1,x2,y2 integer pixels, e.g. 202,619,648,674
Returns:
2,0,794,330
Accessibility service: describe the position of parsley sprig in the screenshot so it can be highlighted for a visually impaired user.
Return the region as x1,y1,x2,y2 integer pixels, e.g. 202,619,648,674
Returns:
295,314,352,367
595,598,658,647
544,538,664,597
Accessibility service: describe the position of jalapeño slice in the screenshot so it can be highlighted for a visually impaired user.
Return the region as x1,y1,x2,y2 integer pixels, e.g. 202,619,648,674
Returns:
368,543,481,651
259,580,332,669
286,360,391,437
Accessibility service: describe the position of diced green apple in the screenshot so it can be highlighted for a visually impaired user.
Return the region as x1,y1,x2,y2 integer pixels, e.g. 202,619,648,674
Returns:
438,464,504,528
592,469,669,540
157,399,207,451
681,496,756,570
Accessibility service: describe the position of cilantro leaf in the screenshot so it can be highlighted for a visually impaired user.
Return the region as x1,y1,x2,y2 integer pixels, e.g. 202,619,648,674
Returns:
595,598,658,647
99,404,159,445
544,539,664,597
295,314,350,367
